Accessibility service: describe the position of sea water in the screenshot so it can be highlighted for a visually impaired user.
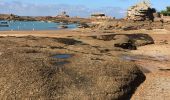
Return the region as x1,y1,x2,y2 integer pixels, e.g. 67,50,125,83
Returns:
0,20,77,31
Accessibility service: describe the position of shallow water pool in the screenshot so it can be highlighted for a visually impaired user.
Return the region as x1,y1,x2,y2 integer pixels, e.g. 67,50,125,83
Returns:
0,20,77,31
53,54,72,59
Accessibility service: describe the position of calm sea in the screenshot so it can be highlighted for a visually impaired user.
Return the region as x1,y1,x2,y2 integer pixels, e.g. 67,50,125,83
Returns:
0,21,77,31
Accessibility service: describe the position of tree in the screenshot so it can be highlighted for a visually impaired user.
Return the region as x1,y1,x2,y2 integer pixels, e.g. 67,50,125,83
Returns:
160,6,170,16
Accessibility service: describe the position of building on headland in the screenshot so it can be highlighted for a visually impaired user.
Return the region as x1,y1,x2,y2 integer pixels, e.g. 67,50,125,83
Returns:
126,0,156,21
91,13,105,18
57,11,69,18
90,13,114,20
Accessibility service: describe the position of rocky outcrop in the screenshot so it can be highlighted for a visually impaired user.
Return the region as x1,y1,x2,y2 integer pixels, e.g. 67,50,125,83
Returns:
0,36,145,100
126,1,156,21
58,25,68,29
114,35,137,50
128,34,154,46
92,34,154,50
89,19,166,31
77,23,90,28
0,14,37,21
0,14,17,20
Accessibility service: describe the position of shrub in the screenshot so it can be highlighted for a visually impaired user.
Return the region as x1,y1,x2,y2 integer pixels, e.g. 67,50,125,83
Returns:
160,6,170,16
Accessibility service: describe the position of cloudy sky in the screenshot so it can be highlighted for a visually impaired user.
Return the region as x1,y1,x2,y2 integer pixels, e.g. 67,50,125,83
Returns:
0,0,170,18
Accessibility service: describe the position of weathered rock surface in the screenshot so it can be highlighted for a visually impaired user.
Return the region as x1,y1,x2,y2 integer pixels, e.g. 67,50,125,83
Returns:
126,1,155,21
92,34,154,50
77,23,90,28
0,36,145,99
126,34,154,46
89,20,166,31
114,35,137,50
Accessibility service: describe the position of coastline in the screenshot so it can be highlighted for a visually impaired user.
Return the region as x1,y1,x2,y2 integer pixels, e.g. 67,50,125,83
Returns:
0,28,169,99
0,0,170,99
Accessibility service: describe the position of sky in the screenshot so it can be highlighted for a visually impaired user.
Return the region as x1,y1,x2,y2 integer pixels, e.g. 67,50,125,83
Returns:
0,0,170,18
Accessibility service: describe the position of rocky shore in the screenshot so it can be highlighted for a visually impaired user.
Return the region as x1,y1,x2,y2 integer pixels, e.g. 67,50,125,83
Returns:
0,1,170,99
0,14,91,24
0,21,169,99
0,35,146,99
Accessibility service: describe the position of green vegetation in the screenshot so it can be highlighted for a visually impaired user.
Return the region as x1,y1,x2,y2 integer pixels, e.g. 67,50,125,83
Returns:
160,6,170,16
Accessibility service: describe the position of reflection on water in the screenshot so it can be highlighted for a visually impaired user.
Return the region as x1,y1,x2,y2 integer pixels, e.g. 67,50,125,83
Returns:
121,55,169,62
52,54,72,67
53,54,72,59
121,55,138,61
0,20,77,31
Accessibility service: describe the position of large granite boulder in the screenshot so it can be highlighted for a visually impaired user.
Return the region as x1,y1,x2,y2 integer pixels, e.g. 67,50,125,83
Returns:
96,21,117,30
92,34,154,50
128,34,154,46
114,35,137,50
0,36,145,100
126,1,155,21
77,23,90,28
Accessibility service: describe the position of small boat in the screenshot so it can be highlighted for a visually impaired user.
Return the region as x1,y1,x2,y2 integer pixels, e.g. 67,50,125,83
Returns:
0,21,9,27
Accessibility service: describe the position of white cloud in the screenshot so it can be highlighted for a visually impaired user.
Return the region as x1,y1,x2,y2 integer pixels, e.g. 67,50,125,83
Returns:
0,1,125,18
